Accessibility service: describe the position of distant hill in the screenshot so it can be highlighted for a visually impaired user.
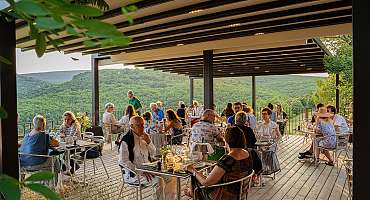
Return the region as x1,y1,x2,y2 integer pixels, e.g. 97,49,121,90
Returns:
17,69,323,125
22,70,88,83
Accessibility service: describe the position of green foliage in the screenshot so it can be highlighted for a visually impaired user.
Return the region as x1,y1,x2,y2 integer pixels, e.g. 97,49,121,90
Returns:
314,35,353,111
17,69,322,129
0,171,60,200
0,0,135,58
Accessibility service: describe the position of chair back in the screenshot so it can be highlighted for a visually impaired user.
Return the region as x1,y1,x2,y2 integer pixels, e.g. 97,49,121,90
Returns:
336,133,350,150
86,126,104,137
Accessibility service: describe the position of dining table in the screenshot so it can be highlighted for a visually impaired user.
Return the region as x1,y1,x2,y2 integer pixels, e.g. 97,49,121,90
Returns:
136,160,214,200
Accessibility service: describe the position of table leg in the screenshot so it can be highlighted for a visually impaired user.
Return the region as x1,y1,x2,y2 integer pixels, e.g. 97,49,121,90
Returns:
177,177,181,200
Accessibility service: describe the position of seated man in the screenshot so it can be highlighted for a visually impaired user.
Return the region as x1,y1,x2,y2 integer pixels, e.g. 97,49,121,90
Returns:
117,116,176,199
191,109,225,146
227,102,242,125
19,115,60,181
102,102,125,134
150,102,164,121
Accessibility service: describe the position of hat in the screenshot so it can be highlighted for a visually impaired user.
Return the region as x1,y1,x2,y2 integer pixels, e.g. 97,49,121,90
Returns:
316,107,332,118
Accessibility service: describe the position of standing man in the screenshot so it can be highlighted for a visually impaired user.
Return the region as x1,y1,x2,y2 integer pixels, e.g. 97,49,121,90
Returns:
127,90,143,115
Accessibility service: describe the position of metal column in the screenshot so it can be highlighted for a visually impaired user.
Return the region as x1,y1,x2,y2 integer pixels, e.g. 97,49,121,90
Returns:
0,16,18,179
252,76,256,112
203,50,214,109
353,0,370,199
189,77,194,106
91,55,99,126
335,73,340,113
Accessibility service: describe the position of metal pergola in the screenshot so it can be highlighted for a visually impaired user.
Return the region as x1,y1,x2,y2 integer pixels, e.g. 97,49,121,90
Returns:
1,0,369,199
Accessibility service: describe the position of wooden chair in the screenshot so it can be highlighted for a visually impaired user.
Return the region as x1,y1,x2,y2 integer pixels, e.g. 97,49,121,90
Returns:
193,170,255,200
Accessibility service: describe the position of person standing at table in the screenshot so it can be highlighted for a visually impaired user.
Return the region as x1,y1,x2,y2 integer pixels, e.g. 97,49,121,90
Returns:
227,102,242,125
276,104,288,136
117,116,176,199
151,102,165,121
256,107,281,175
267,103,277,122
127,90,143,115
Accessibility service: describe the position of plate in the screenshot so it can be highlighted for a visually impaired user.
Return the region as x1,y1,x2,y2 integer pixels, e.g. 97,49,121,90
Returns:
141,161,158,167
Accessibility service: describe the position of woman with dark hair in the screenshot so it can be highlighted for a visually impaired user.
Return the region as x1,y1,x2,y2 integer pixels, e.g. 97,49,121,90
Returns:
221,102,235,119
119,105,137,125
176,103,187,126
184,126,253,199
164,109,183,144
235,111,257,149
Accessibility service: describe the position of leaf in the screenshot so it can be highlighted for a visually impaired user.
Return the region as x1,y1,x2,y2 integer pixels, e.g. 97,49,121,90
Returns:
35,33,46,57
25,171,54,182
0,106,8,119
26,183,61,200
0,174,20,200
65,4,103,17
35,17,65,30
15,0,50,16
83,40,98,48
29,23,38,40
74,19,122,38
0,56,12,65
66,25,78,35
100,36,131,47
126,5,138,12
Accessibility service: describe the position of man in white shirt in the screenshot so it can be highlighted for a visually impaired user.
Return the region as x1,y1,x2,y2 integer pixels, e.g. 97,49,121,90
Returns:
102,102,125,134
118,116,175,200
327,105,349,133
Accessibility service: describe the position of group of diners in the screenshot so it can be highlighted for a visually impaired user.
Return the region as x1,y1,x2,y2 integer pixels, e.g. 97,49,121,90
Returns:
19,111,85,183
298,103,350,166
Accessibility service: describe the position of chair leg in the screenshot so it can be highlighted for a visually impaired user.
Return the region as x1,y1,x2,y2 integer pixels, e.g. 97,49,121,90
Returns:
83,159,86,184
117,183,124,200
135,188,139,200
93,160,96,175
100,156,110,179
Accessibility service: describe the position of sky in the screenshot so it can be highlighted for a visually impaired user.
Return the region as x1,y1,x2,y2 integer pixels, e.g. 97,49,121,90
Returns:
16,49,328,77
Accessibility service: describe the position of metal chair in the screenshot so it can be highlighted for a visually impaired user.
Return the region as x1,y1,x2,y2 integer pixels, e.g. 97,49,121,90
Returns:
71,136,109,184
117,165,152,200
315,133,351,167
342,158,353,199
18,152,59,187
102,123,114,150
193,170,255,200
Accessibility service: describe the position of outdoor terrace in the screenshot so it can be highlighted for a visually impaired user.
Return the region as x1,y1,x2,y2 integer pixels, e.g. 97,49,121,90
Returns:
35,134,350,200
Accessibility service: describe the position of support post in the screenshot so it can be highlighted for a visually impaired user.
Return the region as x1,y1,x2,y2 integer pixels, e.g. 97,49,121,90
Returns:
189,77,194,106
353,0,370,199
91,55,99,126
252,76,256,112
0,16,18,179
335,73,340,113
203,50,214,109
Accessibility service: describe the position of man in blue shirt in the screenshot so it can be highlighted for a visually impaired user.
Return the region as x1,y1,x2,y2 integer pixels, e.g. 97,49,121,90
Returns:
227,102,242,125
150,102,164,121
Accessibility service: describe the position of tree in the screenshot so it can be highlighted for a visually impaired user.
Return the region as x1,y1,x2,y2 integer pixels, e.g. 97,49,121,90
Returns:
0,0,136,59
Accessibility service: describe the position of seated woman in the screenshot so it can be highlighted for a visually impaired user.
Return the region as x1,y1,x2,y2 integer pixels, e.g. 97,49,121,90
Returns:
234,111,257,149
19,115,60,177
185,126,253,199
164,109,183,145
59,111,81,139
119,105,137,126
256,107,281,175
314,107,336,166
143,111,156,134
176,102,187,126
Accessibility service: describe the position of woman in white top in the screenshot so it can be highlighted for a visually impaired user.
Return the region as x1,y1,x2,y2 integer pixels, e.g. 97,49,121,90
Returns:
256,107,281,175
256,108,281,142
59,111,81,139
119,105,137,126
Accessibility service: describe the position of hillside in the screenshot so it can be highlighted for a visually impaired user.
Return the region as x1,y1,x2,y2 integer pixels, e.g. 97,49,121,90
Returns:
22,70,88,83
17,69,323,125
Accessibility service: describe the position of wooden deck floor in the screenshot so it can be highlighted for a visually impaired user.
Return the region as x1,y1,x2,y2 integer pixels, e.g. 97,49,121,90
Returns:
60,135,351,200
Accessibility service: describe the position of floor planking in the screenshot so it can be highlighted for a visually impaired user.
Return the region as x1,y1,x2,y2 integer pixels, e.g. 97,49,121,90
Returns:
58,135,351,200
